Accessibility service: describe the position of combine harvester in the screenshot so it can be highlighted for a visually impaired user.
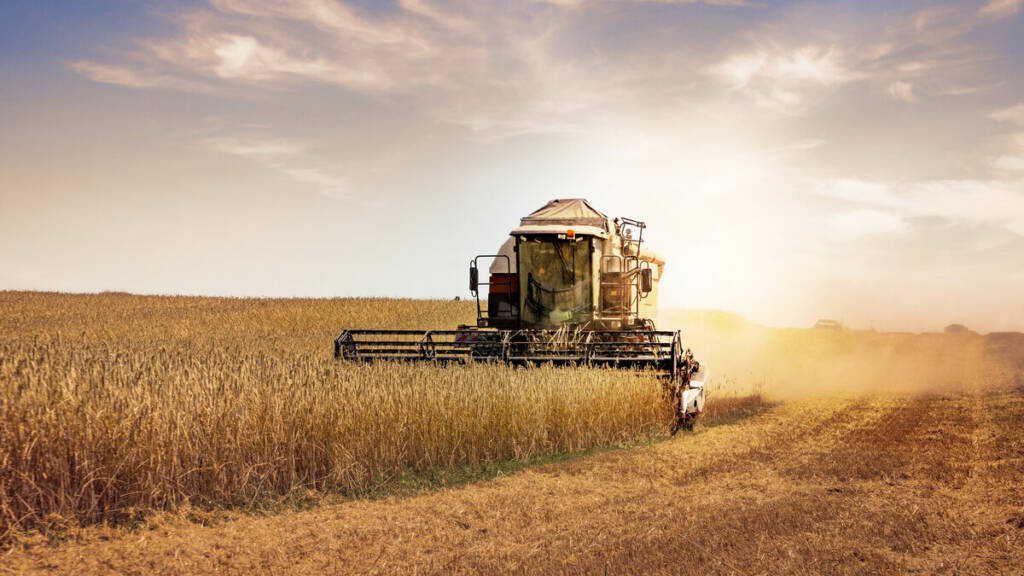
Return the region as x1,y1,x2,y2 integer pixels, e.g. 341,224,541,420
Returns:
335,199,707,431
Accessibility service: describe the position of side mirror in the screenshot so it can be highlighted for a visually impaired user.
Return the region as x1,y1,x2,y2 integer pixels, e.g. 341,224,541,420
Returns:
640,268,653,293
469,266,479,293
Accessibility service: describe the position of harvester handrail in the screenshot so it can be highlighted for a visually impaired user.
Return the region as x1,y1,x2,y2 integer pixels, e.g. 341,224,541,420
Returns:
471,254,517,328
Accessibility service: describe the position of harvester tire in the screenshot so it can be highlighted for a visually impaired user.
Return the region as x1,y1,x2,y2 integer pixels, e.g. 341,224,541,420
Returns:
671,414,695,435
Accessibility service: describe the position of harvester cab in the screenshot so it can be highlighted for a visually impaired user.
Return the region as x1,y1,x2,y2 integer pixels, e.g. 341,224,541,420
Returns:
472,199,660,332
335,199,707,431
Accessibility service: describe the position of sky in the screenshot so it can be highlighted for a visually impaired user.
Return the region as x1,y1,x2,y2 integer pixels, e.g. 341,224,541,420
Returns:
1,0,1023,332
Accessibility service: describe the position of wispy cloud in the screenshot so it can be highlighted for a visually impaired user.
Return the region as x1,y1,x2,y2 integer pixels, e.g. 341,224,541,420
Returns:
535,0,754,5
206,137,347,198
859,2,1015,102
208,138,307,158
979,0,1023,19
398,0,476,32
209,0,432,47
69,61,165,88
211,35,327,80
65,0,764,137
817,178,1024,237
942,84,1000,96
634,0,753,4
992,134,1024,173
828,209,909,239
67,60,216,93
712,46,857,87
706,1,1010,110
991,103,1024,126
709,45,860,109
886,80,917,103
68,0,1022,135
72,1,435,90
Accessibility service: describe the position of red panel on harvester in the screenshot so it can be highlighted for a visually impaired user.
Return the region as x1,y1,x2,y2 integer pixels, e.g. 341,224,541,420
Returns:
488,273,518,295
487,273,519,329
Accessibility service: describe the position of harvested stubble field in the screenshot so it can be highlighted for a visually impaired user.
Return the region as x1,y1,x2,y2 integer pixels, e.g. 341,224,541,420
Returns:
2,292,1023,575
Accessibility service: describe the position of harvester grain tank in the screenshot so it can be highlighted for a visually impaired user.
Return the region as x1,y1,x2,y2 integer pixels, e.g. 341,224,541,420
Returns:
334,199,706,431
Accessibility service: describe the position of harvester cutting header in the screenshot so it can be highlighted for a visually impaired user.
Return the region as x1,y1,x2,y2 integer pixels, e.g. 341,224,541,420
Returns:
335,199,706,430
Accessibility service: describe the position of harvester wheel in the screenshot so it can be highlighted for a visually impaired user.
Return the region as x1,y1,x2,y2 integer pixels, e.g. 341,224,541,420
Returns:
682,414,696,431
671,413,695,435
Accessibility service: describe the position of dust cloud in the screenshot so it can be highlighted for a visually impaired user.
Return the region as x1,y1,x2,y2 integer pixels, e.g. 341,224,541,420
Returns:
660,310,1014,401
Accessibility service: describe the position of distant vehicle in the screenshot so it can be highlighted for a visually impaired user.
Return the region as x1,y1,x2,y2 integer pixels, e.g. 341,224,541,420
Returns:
813,319,845,331
944,324,970,334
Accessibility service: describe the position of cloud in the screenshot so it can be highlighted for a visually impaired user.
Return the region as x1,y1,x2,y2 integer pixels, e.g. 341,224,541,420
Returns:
713,46,855,88
701,1,1007,111
72,0,437,96
67,60,216,93
208,138,307,158
905,6,977,43
991,103,1024,126
886,80,917,103
992,155,1024,172
777,138,825,153
709,45,860,109
68,0,622,136
207,137,347,198
398,0,476,32
896,61,936,74
69,61,164,88
66,0,1024,139
210,0,430,47
979,0,1023,19
864,2,1016,100
212,35,326,80
828,209,908,239
635,0,753,5
992,134,1024,172
535,0,753,5
817,178,1024,237
942,84,997,96
277,166,348,193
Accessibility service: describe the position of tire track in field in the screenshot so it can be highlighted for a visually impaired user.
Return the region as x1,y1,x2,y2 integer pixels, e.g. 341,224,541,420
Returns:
912,384,1024,574
526,396,910,576
780,395,974,485
544,394,983,576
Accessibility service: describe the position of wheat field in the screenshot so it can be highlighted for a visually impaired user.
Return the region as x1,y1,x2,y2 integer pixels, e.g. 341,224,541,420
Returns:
0,292,691,540
2,292,1022,574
